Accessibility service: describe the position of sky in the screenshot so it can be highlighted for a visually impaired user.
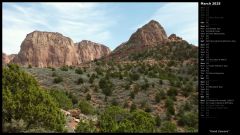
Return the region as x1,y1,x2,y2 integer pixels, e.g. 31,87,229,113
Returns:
3,2,198,54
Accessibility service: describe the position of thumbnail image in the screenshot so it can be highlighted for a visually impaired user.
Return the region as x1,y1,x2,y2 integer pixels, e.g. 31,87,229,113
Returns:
2,2,198,133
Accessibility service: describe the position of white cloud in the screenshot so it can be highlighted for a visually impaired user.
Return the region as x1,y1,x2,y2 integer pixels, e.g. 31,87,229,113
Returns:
150,2,198,45
3,26,34,54
3,3,114,54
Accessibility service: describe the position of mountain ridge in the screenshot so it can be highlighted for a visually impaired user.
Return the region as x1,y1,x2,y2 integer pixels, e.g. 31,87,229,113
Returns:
6,20,197,67
10,31,111,67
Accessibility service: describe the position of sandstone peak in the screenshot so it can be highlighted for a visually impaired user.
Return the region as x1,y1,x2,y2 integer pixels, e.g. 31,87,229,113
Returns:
75,40,111,63
11,31,111,67
127,20,168,47
77,40,108,48
27,30,65,37
144,20,166,31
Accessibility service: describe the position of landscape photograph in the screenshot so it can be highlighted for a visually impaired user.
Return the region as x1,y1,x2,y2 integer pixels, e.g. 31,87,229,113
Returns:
2,2,198,133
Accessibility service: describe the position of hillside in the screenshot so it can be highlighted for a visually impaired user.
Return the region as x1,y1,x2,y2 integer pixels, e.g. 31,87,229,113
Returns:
3,20,198,133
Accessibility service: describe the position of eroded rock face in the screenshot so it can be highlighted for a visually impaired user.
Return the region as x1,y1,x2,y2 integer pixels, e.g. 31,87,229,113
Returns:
2,53,9,65
12,31,111,67
75,40,111,63
128,20,168,46
110,20,169,59
168,34,183,42
2,53,16,65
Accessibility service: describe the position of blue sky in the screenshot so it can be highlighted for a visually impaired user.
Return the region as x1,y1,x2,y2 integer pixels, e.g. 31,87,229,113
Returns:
3,2,198,54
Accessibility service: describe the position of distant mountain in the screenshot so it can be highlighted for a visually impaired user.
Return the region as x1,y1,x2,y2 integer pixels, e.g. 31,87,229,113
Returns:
8,20,197,67
2,53,16,65
107,20,197,61
11,31,111,67
75,40,111,64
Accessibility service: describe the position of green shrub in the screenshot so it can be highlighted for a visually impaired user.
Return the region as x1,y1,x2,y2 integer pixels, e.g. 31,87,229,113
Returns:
76,77,84,84
182,85,193,97
177,112,198,128
155,93,161,103
51,67,55,71
167,87,178,97
93,86,98,92
99,106,129,132
78,100,95,115
155,115,161,127
130,110,156,132
53,76,63,83
165,98,175,116
28,64,32,68
99,106,155,133
130,91,135,99
159,90,166,99
148,71,157,78
52,72,57,77
159,79,163,85
111,98,119,106
102,87,112,96
69,65,75,69
123,101,129,108
48,89,73,110
130,103,137,112
3,119,27,133
75,68,83,74
89,74,95,84
141,83,149,91
144,105,152,113
60,65,68,71
95,67,103,75
99,78,113,96
75,120,96,133
66,92,78,105
2,64,65,132
160,121,177,132
86,93,91,101
129,73,140,81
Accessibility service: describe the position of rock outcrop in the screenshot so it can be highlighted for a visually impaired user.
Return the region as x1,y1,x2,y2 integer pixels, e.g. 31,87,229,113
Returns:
11,31,110,67
2,53,16,65
127,20,168,47
168,34,183,42
108,20,195,60
2,53,10,65
110,20,169,59
75,40,111,63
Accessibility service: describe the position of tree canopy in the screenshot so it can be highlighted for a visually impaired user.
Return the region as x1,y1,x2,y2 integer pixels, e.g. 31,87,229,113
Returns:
99,106,156,133
2,64,66,132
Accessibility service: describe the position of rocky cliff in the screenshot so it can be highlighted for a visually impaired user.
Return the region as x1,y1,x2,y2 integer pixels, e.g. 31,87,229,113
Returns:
109,20,193,60
168,34,183,42
11,31,110,67
110,20,169,59
127,20,168,46
75,40,111,63
2,53,16,65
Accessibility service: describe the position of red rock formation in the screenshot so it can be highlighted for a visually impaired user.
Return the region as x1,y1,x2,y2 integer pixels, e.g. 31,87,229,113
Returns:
110,20,169,60
75,40,111,63
2,53,16,65
168,34,183,42
11,31,111,67
128,20,168,46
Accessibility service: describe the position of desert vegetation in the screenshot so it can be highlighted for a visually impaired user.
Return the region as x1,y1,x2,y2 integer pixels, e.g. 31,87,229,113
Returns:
12,47,198,132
